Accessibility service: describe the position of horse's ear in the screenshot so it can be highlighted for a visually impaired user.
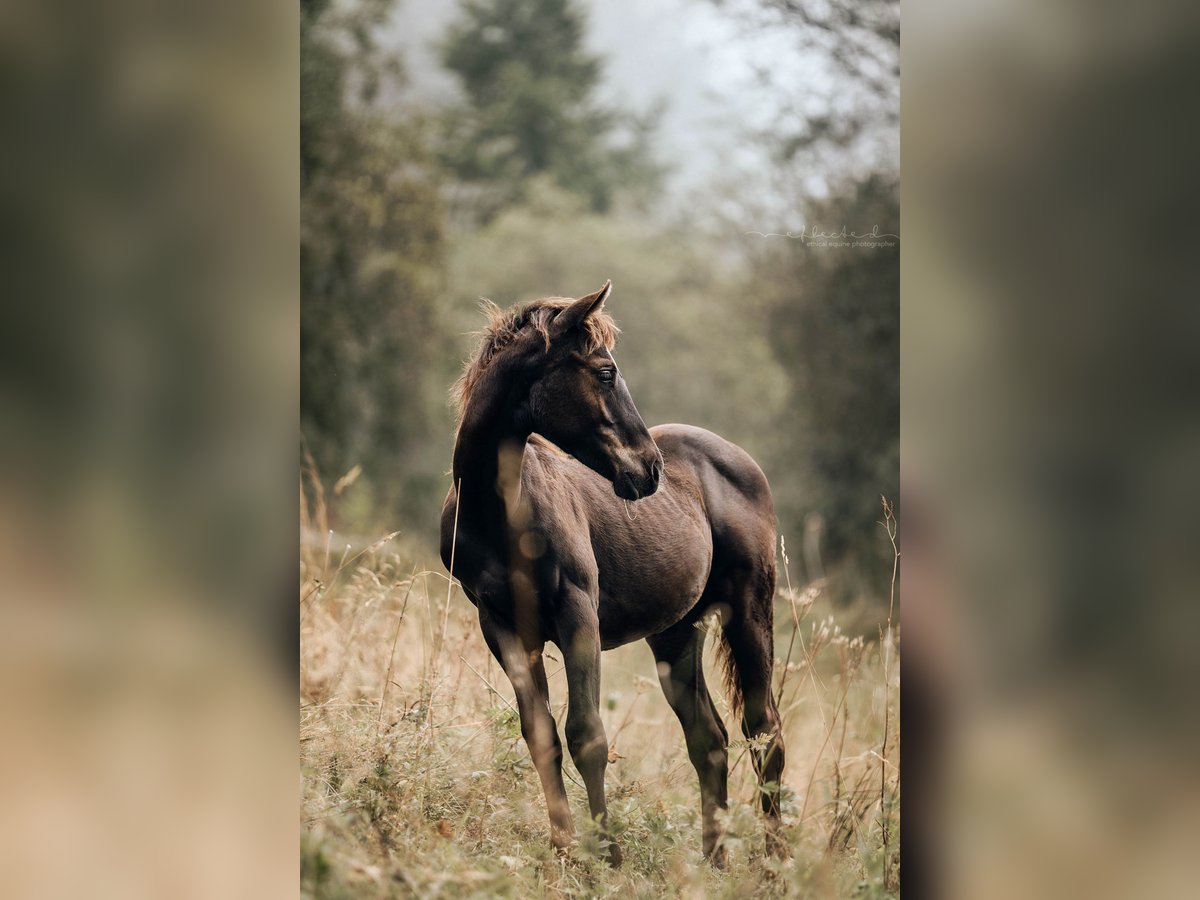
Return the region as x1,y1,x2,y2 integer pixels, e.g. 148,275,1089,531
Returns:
553,280,611,335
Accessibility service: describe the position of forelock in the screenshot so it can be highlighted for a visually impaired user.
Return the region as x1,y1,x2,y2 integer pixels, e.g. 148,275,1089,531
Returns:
451,296,619,422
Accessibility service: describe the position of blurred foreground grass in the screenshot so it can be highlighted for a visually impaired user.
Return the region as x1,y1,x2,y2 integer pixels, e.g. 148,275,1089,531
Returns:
300,486,900,898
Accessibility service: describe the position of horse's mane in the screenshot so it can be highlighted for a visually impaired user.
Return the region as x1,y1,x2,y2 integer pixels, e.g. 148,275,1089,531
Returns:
452,296,620,424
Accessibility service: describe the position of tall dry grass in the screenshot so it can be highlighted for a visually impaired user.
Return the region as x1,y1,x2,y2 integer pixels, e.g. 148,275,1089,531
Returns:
300,466,899,898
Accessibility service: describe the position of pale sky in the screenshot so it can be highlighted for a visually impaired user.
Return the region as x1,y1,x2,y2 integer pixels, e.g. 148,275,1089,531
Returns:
382,0,830,201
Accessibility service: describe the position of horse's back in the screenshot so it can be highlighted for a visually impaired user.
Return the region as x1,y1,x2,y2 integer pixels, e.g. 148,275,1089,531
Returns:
650,424,772,501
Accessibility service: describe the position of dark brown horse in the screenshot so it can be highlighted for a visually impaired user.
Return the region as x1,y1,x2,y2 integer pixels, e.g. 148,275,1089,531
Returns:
440,282,785,867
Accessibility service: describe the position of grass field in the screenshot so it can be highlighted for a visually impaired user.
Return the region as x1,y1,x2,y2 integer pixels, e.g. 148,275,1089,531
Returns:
300,487,899,899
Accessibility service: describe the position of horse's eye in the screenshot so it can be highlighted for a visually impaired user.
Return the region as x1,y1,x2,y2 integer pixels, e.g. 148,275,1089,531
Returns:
597,368,615,384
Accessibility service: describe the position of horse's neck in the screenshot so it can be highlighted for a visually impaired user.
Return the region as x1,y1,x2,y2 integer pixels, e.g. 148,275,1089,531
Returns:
451,378,530,550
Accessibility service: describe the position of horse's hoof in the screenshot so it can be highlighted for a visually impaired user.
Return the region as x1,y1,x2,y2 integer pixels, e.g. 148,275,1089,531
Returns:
765,827,791,859
551,835,574,860
707,846,728,870
607,842,624,868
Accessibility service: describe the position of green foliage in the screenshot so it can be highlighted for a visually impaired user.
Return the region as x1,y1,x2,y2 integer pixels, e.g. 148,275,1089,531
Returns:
439,0,664,217
755,174,900,598
301,828,357,900
301,0,455,527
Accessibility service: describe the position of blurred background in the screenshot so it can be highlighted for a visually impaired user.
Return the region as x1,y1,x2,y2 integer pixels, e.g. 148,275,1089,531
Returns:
300,0,900,613
904,0,1200,896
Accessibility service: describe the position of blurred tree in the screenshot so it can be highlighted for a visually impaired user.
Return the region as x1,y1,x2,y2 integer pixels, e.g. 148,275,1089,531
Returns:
714,0,899,188
705,0,899,605
753,174,899,601
301,0,453,528
439,0,664,218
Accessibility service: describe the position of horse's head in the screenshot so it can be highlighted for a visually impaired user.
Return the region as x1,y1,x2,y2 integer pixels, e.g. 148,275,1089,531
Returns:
527,282,661,500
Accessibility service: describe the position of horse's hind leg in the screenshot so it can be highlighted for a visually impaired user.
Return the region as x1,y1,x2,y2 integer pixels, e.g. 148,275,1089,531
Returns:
555,596,622,866
477,606,574,851
647,622,730,868
720,566,788,856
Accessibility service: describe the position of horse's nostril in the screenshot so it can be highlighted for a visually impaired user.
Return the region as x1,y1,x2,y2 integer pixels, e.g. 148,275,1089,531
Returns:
642,458,662,496
646,457,662,484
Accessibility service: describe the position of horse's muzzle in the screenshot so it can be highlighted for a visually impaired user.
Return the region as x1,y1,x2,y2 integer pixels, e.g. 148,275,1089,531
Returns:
614,455,661,501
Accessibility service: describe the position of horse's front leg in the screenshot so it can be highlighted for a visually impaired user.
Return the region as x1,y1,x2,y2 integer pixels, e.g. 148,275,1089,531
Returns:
556,598,622,866
477,606,574,851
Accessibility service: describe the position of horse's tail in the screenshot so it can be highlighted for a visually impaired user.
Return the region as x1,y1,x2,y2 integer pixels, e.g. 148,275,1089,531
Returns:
712,557,777,723
712,552,787,849
714,623,745,720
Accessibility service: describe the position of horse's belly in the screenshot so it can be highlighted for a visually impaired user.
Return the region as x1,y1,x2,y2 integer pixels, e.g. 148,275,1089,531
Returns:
594,527,713,649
